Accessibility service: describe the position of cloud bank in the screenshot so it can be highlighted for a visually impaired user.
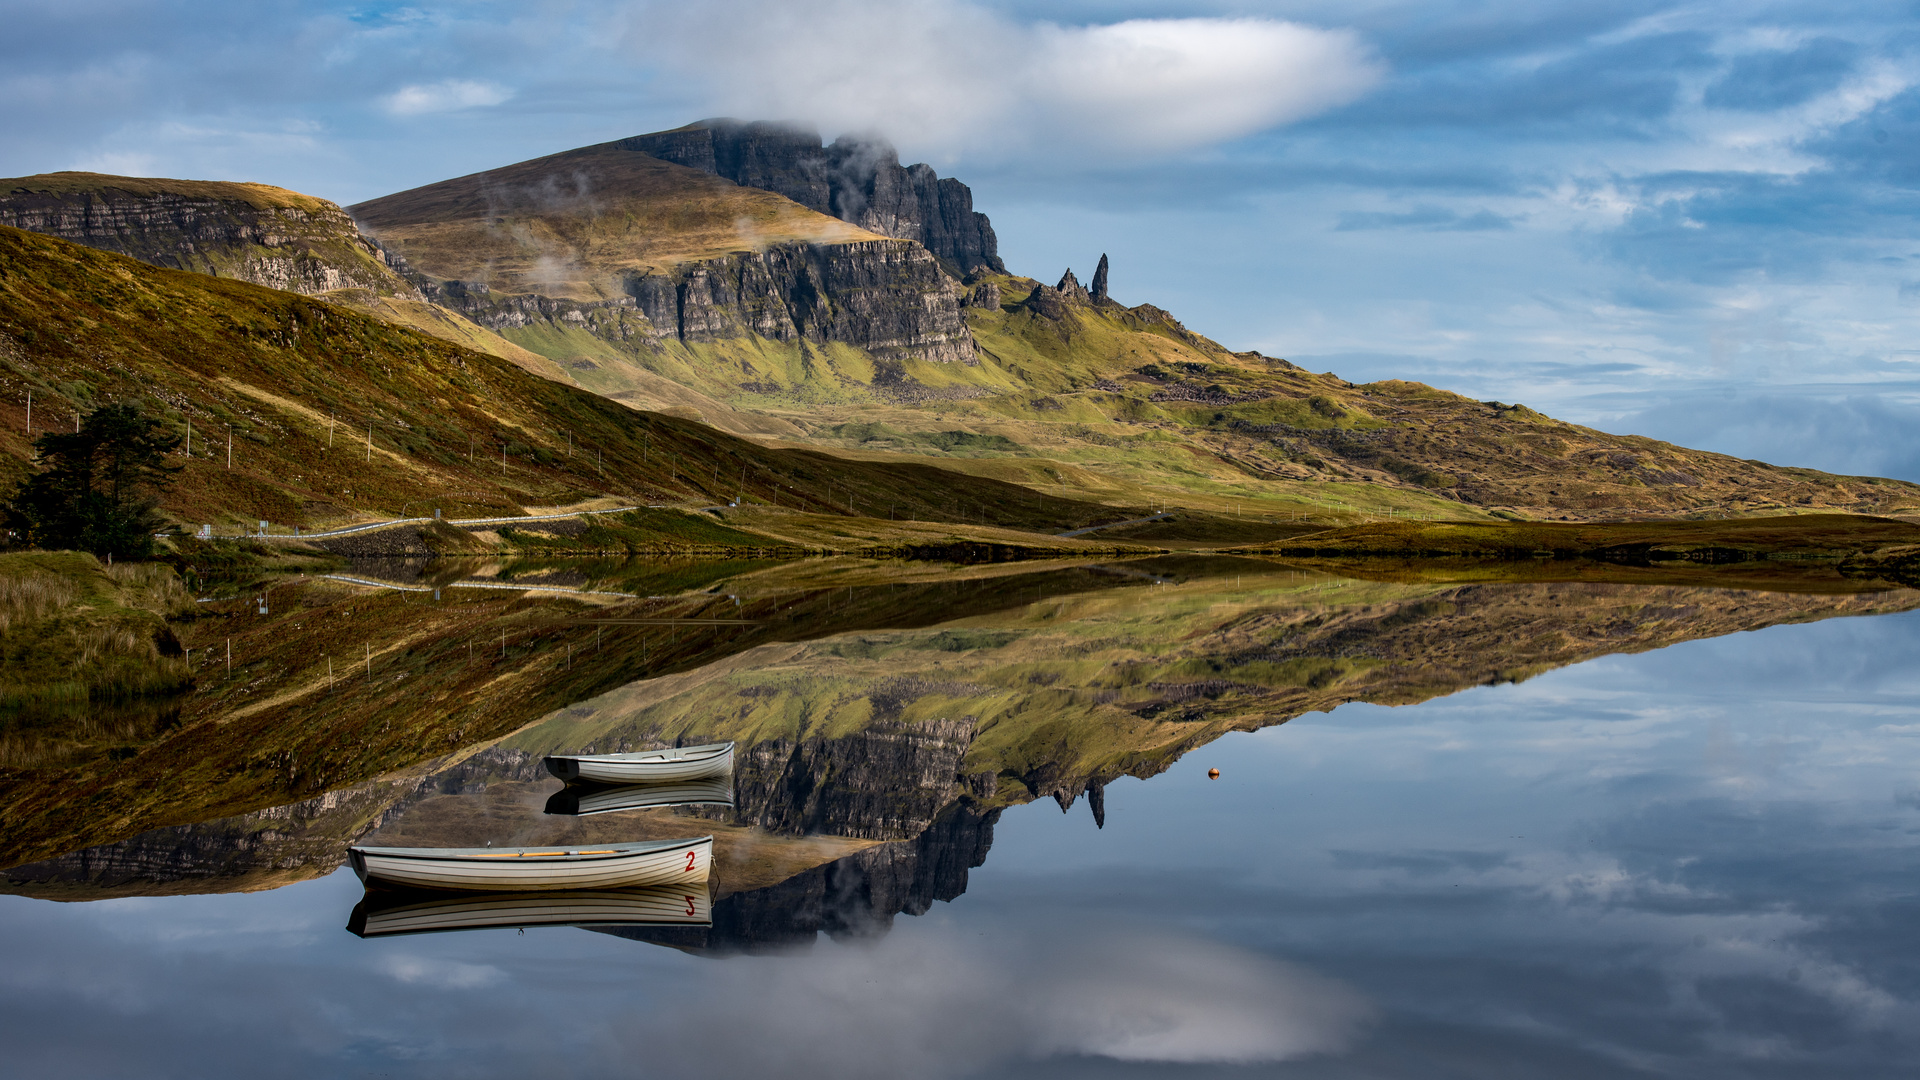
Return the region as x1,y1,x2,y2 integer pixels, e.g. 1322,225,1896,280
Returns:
628,0,1383,159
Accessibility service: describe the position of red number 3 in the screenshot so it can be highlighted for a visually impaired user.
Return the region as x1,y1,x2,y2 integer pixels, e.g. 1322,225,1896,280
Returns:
684,850,697,872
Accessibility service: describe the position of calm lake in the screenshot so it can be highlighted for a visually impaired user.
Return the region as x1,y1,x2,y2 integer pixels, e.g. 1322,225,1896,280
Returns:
4,557,1920,1078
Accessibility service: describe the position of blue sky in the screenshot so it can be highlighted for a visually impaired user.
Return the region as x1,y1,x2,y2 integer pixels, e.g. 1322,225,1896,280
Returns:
3,1,1918,478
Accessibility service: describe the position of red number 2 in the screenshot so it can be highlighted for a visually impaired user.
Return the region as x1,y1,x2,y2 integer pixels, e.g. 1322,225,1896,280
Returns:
684,895,696,917
684,850,697,872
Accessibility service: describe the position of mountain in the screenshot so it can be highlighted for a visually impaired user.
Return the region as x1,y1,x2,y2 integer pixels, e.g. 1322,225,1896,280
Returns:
626,119,1004,275
0,224,1120,535
344,124,1920,524
6,128,1920,529
347,135,981,435
0,171,579,385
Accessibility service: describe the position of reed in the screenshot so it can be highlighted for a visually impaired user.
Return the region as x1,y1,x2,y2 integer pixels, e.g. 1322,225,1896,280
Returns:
0,574,79,633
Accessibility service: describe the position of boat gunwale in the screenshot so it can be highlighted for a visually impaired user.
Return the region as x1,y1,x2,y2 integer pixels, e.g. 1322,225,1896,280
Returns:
544,741,734,766
351,836,710,862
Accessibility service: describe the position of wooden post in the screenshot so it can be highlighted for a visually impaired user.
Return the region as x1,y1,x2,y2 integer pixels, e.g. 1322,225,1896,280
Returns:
227,427,232,470
184,414,191,457
365,420,372,463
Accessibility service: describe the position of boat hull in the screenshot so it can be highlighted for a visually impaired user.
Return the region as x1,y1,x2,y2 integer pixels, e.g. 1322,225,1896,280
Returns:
348,885,712,937
545,777,735,816
544,742,735,784
348,837,711,892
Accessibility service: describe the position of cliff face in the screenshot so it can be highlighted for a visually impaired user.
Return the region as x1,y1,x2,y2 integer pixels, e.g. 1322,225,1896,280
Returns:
598,800,999,955
732,716,978,841
628,120,1005,276
0,173,414,298
411,237,977,365
350,139,980,369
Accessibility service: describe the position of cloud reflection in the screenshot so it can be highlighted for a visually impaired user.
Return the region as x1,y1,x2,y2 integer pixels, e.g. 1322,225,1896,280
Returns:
633,920,1371,1078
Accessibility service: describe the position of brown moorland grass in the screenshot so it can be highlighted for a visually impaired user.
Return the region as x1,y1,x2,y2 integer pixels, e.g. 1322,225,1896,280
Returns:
0,225,1133,536
350,143,883,302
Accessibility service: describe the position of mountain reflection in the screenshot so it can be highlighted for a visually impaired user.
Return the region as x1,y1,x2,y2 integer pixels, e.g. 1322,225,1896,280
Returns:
5,556,1918,958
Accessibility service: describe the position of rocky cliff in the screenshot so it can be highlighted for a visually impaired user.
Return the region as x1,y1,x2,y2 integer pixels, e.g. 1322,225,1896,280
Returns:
731,715,978,840
598,800,998,955
415,237,977,366
0,173,582,383
0,173,414,298
628,119,1005,276
350,140,980,369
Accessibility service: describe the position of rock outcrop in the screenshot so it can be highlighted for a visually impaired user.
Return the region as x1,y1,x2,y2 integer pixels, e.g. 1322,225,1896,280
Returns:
597,800,999,955
628,120,1005,276
0,173,415,298
1090,254,1110,304
1054,268,1091,304
962,281,1002,310
408,238,978,365
731,715,978,841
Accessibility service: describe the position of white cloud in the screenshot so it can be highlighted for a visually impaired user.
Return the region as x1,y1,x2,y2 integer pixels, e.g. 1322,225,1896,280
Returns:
627,0,1383,160
382,79,513,117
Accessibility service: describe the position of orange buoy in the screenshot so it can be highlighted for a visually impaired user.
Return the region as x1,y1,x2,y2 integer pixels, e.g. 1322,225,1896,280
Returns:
1207,768,1220,779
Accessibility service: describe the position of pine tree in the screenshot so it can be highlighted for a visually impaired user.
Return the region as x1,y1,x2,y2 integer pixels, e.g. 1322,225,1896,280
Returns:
4,403,182,558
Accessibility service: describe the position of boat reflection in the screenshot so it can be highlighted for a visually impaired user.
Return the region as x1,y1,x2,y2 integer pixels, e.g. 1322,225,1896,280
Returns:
544,777,736,816
347,883,712,938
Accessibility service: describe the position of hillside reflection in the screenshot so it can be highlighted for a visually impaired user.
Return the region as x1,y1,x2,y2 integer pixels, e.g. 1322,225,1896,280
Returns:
5,555,1918,955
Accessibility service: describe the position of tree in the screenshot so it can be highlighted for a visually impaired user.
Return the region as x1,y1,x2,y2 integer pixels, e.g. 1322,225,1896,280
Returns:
4,403,182,558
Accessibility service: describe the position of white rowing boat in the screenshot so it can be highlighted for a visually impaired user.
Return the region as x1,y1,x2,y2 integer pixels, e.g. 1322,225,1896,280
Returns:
543,741,735,784
347,837,711,891
347,885,712,937
544,776,735,816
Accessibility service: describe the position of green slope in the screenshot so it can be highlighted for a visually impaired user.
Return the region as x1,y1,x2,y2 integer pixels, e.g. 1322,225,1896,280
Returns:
0,225,1125,536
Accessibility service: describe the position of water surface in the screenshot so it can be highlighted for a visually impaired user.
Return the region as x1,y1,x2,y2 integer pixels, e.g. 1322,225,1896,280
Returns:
3,558,1918,1078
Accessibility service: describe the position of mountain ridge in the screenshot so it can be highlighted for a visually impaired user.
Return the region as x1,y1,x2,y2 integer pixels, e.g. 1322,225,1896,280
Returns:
5,127,1920,531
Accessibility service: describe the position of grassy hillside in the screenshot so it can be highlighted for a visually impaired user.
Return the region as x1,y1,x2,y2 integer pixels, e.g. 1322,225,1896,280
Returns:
350,143,882,301
0,552,192,711
496,562,1920,815
9,552,1918,876
429,243,1920,525
0,225,1129,535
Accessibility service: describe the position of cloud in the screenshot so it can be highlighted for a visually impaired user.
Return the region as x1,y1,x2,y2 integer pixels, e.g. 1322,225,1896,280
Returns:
1704,37,1863,112
631,920,1373,1078
626,0,1383,160
376,954,504,990
382,78,512,116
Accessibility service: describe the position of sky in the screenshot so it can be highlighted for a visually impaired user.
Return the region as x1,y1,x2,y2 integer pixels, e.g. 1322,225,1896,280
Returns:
3,0,1919,479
